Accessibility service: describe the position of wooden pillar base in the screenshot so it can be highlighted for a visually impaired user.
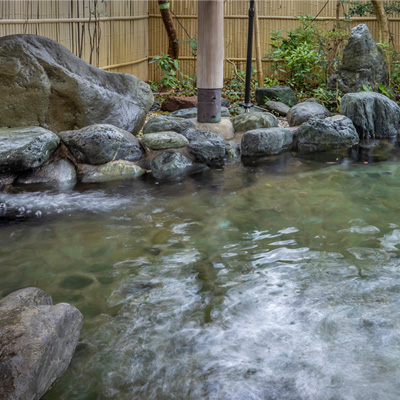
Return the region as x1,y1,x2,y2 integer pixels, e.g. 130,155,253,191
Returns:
197,88,221,123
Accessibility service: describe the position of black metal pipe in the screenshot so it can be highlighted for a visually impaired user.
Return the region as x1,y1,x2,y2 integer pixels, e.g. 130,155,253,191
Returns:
241,0,255,111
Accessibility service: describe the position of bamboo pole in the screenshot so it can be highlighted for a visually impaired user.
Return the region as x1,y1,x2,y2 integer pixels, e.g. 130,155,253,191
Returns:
254,0,263,88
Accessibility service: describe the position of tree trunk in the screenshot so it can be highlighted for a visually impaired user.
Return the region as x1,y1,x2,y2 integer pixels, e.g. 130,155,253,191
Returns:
371,0,390,45
158,0,179,59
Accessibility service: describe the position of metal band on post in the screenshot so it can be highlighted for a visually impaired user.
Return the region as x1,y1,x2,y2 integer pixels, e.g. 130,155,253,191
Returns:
197,88,221,123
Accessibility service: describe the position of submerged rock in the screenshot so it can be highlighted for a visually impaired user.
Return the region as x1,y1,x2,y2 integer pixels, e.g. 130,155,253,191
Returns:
241,128,293,157
143,116,195,135
151,151,206,179
287,102,331,127
78,160,145,183
328,24,388,93
0,126,60,173
255,86,297,107
293,115,359,153
16,159,77,186
231,112,278,132
340,92,400,139
0,287,82,400
184,129,227,167
58,124,144,165
140,131,189,150
0,34,153,133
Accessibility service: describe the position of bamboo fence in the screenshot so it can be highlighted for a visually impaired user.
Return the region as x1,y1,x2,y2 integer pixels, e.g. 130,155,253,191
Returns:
1,0,400,83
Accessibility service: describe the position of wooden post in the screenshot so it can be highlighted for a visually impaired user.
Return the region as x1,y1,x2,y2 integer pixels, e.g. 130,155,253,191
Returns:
197,0,224,123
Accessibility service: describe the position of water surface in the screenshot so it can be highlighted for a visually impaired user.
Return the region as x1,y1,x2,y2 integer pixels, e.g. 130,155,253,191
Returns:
1,155,400,400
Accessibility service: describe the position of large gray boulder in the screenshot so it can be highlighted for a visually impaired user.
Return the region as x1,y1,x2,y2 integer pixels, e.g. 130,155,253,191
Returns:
0,127,60,173
16,159,77,186
184,129,227,167
0,34,153,134
58,124,144,165
255,86,297,107
287,102,331,127
241,128,293,157
231,112,278,132
340,92,400,139
293,115,359,153
143,115,195,135
0,287,83,400
328,24,389,93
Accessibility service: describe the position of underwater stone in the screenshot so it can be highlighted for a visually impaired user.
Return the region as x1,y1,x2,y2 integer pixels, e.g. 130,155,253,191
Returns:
340,92,400,140
60,275,95,289
0,34,152,134
0,126,60,173
0,287,82,400
287,102,331,127
58,124,144,165
241,128,293,157
231,112,278,132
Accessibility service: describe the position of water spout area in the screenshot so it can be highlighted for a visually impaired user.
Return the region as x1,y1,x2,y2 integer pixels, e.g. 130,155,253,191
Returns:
1,156,400,399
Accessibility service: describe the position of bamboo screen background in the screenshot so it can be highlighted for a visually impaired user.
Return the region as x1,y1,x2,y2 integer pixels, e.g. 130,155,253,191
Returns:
1,0,399,83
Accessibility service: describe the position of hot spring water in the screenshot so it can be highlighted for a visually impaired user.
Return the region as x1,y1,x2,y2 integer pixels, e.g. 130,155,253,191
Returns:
1,155,400,399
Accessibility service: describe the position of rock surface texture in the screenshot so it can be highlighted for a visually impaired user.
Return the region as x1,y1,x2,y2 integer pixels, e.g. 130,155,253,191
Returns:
143,116,195,135
0,127,60,173
231,112,279,132
58,124,144,164
16,159,77,185
255,86,297,107
184,129,227,167
340,92,400,139
0,287,83,400
287,102,331,127
78,161,145,183
141,131,189,150
328,24,389,93
170,107,231,119
0,34,153,133
294,115,359,153
151,151,203,179
241,128,294,157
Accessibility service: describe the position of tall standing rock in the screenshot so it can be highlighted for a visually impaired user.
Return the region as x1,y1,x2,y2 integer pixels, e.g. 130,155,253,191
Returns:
328,24,389,93
0,34,153,134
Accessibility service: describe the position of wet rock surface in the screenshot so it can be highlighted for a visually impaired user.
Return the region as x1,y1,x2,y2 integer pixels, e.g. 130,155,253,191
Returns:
232,112,279,132
241,128,294,157
287,102,331,127
328,24,389,93
184,129,227,167
170,106,231,119
293,115,359,153
78,161,145,183
58,124,144,165
151,151,206,179
141,131,189,150
0,34,153,133
0,287,82,400
340,92,400,139
143,116,195,135
16,159,77,186
0,127,60,173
